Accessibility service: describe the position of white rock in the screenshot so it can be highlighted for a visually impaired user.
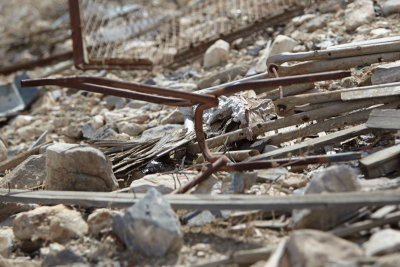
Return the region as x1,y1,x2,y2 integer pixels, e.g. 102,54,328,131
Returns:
88,209,118,236
371,60,400,85
13,205,88,243
161,109,185,125
117,121,147,137
363,229,400,256
0,227,14,257
91,115,105,130
0,256,40,267
345,0,375,31
203,40,230,68
269,35,298,56
12,115,34,128
130,173,178,194
266,230,363,267
0,139,6,162
370,28,391,38
382,0,400,16
140,124,183,140
46,143,118,191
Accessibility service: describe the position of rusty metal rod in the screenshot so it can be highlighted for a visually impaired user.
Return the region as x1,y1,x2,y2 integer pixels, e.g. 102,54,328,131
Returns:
21,79,192,107
222,152,362,171
173,156,228,194
21,76,217,106
209,70,350,97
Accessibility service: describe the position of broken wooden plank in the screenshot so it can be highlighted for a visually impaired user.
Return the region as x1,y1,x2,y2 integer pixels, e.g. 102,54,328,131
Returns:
249,124,371,161
329,211,400,237
269,101,400,145
360,144,400,178
2,189,400,211
187,97,397,154
366,109,400,130
341,87,400,101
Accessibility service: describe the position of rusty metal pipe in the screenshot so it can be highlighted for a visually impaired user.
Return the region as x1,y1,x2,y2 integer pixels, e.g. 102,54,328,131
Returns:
21,79,192,107
209,70,351,97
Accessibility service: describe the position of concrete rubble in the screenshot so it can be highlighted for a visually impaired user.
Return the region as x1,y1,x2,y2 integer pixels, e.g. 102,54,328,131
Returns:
0,0,400,266
112,188,183,257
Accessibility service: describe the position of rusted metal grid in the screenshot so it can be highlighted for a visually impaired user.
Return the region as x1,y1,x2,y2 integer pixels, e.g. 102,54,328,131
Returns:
68,0,309,70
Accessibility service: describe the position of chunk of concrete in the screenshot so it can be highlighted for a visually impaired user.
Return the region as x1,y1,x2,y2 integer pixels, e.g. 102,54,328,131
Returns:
363,229,400,256
130,173,178,194
292,165,361,230
203,40,230,68
112,188,183,257
45,143,118,191
117,121,147,137
13,205,88,243
345,0,375,31
266,230,363,267
161,109,185,125
0,154,46,190
382,0,400,16
371,60,400,85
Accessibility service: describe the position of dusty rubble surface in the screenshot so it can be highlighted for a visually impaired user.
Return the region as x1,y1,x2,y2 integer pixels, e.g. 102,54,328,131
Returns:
1,0,400,266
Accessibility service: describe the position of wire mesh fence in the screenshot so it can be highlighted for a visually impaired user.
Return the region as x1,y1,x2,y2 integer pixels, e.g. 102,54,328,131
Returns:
69,0,311,70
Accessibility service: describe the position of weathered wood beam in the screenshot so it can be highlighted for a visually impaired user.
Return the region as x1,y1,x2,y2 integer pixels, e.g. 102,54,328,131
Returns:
360,144,400,178
1,189,400,211
248,124,371,161
366,109,400,130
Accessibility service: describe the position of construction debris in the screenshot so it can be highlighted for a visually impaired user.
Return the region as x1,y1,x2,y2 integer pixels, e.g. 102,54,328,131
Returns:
1,0,400,266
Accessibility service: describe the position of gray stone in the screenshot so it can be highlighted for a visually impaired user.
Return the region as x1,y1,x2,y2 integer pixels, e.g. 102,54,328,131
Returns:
117,121,147,137
269,35,298,56
140,124,183,140
371,60,400,85
303,15,328,32
0,139,6,162
267,229,363,267
88,209,118,236
382,0,400,16
187,210,216,226
203,40,230,68
42,247,88,267
345,0,375,31
13,204,88,243
45,143,118,191
305,165,360,194
161,109,185,125
363,229,400,256
0,154,46,190
112,188,183,257
292,165,361,230
104,95,127,110
0,227,14,257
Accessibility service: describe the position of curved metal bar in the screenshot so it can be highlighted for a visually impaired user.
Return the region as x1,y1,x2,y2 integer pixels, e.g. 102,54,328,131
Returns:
194,104,220,163
21,76,218,106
